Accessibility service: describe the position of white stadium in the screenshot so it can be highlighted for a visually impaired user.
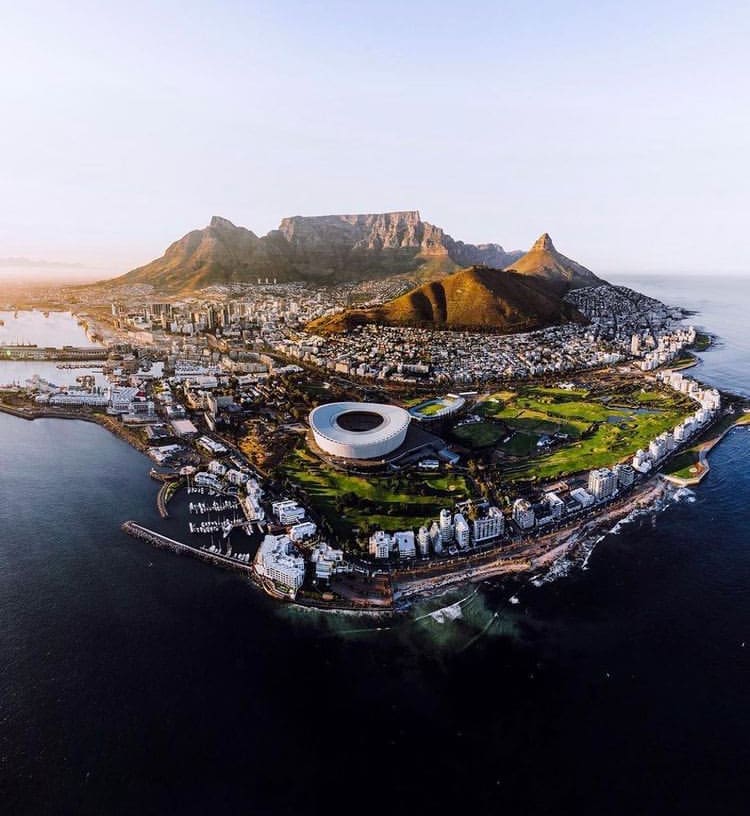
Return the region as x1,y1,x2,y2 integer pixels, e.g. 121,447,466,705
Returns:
309,402,411,460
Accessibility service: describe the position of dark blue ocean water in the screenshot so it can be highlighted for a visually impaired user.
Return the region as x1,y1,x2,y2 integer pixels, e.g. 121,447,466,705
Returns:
1,276,749,815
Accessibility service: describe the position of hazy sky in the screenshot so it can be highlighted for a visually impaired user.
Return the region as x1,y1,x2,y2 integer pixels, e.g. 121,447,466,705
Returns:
1,0,749,278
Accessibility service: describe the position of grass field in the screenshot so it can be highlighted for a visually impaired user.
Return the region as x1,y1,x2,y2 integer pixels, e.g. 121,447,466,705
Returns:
409,396,462,417
663,450,702,479
452,421,505,448
414,400,449,416
476,384,691,482
282,447,470,539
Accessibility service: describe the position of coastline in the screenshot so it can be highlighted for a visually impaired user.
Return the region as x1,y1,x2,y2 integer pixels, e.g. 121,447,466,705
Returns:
0,401,152,452
663,411,750,487
391,476,668,604
3,369,747,615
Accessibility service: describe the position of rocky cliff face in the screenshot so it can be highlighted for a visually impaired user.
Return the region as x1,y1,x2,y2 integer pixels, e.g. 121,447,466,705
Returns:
277,211,520,263
113,211,523,292
278,211,427,250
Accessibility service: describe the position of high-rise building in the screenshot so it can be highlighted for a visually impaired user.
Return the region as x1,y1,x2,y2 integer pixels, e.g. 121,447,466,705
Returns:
369,530,392,559
543,492,565,519
439,508,454,545
394,531,416,558
613,463,635,487
587,468,617,500
472,508,505,543
417,526,431,557
512,499,535,530
429,522,443,554
454,513,470,549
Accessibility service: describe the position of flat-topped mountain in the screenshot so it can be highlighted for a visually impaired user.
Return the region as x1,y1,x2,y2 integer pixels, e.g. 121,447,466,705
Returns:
110,212,523,292
505,233,605,292
308,265,587,334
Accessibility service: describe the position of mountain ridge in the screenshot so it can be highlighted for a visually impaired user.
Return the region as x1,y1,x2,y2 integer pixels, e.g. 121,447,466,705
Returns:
108,211,523,292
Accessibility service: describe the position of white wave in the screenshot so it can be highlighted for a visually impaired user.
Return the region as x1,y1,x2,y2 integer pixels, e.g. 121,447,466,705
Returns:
509,595,520,605
609,507,649,535
581,535,605,570
530,554,576,585
672,487,696,503
428,601,464,624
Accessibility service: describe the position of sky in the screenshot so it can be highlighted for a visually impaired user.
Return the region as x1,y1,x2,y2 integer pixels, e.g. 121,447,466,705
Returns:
1,0,749,279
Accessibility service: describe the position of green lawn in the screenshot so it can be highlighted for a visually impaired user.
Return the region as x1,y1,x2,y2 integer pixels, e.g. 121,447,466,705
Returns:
663,450,702,479
414,400,449,416
452,421,506,448
507,410,684,481
480,386,608,427
282,447,470,539
669,353,698,370
473,383,690,482
498,431,542,457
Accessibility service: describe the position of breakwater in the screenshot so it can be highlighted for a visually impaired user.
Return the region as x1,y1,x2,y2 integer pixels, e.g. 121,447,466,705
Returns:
120,521,255,576
0,402,100,423
0,345,106,361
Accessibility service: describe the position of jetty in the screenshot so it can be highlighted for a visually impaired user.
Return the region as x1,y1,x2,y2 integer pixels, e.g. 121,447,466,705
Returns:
120,521,255,576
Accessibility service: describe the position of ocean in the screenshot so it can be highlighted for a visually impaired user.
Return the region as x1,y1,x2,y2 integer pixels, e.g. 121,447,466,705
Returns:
1,276,749,815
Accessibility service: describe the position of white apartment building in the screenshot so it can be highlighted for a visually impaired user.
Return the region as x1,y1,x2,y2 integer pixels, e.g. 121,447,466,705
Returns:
207,460,227,476
512,499,535,530
197,436,228,455
632,448,652,473
369,530,392,559
543,492,565,519
310,542,344,581
570,488,595,509
588,468,617,500
255,534,305,594
429,522,443,553
454,513,470,548
417,526,431,557
614,463,635,487
394,530,416,558
194,472,223,491
289,521,317,542
472,508,505,543
272,500,306,525
439,508,454,545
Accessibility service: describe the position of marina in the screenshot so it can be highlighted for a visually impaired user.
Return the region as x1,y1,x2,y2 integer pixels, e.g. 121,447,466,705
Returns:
120,521,256,574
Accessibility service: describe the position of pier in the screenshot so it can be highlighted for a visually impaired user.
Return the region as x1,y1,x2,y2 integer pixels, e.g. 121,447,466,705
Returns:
156,479,183,518
120,521,255,576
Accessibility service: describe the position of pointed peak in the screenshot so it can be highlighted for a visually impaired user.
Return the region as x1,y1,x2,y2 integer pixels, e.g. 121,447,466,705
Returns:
532,233,555,252
209,215,237,229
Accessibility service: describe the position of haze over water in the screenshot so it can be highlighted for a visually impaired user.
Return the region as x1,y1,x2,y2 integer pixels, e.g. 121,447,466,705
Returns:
0,311,106,388
1,275,749,815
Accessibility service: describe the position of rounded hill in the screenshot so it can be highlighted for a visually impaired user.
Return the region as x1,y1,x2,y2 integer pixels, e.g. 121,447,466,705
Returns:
308,266,587,334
